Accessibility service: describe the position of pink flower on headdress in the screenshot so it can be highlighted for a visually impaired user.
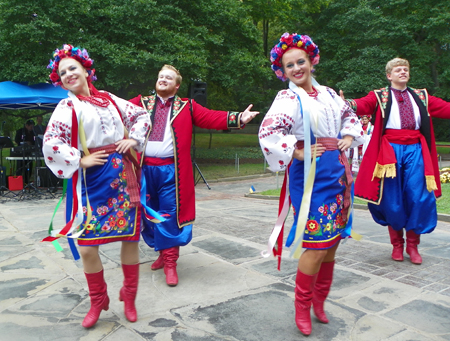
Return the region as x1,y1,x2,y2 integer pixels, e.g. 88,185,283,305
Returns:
63,44,71,51
275,69,284,79
311,55,320,66
273,46,283,56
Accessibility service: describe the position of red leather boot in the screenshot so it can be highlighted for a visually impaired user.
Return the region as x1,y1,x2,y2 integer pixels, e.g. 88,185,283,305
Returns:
405,230,422,265
294,269,318,336
388,226,404,261
119,263,139,322
82,269,110,328
162,247,179,286
151,252,164,270
312,261,335,323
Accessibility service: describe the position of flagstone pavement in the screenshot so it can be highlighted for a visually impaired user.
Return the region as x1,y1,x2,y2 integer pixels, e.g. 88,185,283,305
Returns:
1,174,450,340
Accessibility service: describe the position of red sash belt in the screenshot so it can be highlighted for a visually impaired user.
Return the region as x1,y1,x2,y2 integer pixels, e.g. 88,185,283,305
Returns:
296,137,353,223
374,129,437,192
143,156,175,166
90,143,141,206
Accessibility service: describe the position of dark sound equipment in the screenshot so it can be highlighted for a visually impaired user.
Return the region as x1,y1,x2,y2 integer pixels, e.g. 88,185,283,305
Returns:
189,81,207,106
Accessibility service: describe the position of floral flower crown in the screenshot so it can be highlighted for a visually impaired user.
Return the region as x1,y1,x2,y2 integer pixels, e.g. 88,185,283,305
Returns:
270,32,320,81
359,114,372,120
47,44,96,86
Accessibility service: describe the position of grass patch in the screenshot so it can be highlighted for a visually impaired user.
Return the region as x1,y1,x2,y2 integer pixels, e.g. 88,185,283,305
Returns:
194,133,260,148
195,147,263,160
257,188,281,196
196,163,267,179
259,183,450,215
193,133,263,160
437,146,450,155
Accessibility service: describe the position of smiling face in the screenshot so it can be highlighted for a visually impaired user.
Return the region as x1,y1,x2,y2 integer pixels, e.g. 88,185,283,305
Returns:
58,58,90,96
155,69,180,98
387,65,410,90
281,48,313,91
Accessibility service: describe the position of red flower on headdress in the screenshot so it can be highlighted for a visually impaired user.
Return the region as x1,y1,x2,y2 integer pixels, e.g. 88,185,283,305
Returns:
282,35,294,46
49,73,59,82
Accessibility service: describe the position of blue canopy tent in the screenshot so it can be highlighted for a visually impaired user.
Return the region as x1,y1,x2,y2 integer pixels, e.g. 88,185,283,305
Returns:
0,81,67,110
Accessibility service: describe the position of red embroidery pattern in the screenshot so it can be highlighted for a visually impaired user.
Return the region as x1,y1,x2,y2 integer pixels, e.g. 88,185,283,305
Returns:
391,88,415,130
149,98,172,141
44,120,71,145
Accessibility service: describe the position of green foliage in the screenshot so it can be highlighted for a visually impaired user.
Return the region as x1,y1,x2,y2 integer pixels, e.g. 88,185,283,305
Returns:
433,119,450,143
299,0,450,99
0,0,267,112
1,0,450,133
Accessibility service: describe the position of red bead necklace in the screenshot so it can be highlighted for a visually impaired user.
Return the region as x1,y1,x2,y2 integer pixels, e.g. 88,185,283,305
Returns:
306,87,318,98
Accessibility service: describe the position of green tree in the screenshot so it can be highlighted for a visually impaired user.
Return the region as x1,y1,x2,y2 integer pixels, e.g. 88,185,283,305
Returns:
297,0,450,100
0,0,267,117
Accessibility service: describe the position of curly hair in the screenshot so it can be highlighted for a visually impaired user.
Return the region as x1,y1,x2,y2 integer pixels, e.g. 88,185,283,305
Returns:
269,32,320,82
47,44,96,86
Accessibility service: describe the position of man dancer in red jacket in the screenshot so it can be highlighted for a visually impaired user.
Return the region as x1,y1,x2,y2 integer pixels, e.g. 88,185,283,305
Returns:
130,65,258,286
344,58,450,265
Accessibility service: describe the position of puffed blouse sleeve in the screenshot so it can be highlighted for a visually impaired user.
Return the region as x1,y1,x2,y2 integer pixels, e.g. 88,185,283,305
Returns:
42,98,81,179
107,92,151,152
332,88,364,148
259,90,299,172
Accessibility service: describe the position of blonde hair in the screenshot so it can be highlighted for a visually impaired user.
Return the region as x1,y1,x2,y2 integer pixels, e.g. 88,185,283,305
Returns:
160,64,182,85
385,58,409,74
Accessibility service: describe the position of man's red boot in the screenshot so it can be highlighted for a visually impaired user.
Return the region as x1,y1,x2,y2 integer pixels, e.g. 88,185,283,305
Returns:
406,230,422,264
388,226,404,261
151,252,164,270
162,247,179,286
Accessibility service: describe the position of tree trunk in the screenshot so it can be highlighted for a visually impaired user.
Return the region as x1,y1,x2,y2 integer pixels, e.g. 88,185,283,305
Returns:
263,19,269,57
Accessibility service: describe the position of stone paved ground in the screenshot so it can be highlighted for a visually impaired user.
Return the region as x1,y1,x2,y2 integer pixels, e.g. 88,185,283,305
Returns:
1,174,450,340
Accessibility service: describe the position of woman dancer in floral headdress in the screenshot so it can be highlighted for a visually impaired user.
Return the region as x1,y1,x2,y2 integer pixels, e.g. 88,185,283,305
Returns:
259,33,363,335
42,44,151,328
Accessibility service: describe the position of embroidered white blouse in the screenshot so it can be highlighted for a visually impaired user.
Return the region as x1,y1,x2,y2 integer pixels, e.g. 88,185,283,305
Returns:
43,92,150,179
259,86,364,172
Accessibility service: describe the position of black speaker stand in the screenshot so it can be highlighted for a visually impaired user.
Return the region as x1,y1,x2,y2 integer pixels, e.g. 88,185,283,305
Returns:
193,161,210,190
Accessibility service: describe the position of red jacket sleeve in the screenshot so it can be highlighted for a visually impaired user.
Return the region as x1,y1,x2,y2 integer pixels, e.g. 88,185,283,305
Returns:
428,95,450,119
352,91,378,116
189,99,241,130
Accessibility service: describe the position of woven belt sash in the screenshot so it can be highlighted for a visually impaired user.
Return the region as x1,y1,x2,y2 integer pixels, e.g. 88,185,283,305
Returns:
90,143,141,206
374,129,437,192
143,156,175,166
296,137,353,224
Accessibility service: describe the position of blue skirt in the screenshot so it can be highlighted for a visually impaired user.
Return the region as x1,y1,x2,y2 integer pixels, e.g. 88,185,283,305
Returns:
77,152,140,246
289,150,353,249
